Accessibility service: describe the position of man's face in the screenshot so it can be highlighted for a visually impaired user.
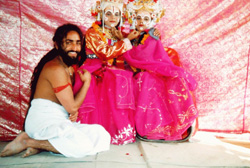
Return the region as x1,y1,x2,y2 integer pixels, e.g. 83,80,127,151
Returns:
104,6,121,28
59,30,82,66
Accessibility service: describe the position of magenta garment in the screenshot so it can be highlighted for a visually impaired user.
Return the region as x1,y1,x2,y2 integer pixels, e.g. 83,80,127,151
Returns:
124,36,198,91
123,36,198,140
73,59,102,124
73,48,136,145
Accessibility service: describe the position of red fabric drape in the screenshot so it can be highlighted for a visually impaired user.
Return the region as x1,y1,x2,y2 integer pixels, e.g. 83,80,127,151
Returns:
0,0,249,140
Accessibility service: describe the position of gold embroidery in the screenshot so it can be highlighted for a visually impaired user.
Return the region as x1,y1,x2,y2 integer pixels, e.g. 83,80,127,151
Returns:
168,89,188,100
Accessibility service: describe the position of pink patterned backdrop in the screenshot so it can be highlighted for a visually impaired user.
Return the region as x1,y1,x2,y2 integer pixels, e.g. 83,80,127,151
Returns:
0,0,250,140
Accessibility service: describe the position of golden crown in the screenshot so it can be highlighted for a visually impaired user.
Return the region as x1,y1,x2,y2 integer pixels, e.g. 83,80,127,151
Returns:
91,0,125,22
101,0,123,3
126,0,165,24
91,0,124,14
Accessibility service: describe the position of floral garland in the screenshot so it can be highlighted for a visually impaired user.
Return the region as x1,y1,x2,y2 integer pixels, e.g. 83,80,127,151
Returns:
140,34,149,45
92,22,107,44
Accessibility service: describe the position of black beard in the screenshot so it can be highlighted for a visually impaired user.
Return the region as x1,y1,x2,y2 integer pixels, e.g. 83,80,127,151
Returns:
57,47,80,67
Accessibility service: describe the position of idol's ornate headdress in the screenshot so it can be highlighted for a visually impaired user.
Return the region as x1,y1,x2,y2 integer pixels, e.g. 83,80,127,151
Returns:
126,0,165,29
91,0,125,28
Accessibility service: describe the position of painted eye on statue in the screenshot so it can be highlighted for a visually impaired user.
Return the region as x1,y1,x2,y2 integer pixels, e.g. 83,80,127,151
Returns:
144,17,150,22
105,11,112,17
136,16,142,21
115,12,120,17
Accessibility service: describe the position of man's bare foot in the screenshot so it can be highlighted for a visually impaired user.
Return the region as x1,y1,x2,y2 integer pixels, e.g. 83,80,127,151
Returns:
22,147,41,158
0,132,29,157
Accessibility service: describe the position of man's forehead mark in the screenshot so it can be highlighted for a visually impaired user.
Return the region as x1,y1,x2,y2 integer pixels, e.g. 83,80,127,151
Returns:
65,32,81,40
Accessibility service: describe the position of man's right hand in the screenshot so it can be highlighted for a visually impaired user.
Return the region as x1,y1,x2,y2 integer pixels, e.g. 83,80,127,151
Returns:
78,69,91,86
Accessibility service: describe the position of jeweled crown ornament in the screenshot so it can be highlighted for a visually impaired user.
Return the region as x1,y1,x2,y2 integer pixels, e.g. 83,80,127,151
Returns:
91,0,125,26
126,0,165,29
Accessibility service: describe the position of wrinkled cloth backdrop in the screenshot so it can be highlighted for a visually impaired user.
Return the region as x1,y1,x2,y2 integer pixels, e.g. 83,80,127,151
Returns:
0,0,250,140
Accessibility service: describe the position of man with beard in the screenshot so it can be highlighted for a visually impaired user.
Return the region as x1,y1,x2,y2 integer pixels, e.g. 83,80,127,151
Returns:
0,24,110,158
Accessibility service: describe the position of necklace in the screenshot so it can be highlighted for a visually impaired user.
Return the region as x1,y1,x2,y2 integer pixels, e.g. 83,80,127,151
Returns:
67,67,73,77
58,57,72,77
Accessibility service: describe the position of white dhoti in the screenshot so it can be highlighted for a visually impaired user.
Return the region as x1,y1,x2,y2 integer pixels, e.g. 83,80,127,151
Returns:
25,98,111,158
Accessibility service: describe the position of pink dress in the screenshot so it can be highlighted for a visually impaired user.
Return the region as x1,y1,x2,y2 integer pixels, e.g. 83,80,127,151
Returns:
73,25,136,145
123,36,198,140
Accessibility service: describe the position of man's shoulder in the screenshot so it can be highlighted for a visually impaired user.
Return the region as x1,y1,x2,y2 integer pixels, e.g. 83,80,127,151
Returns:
43,58,64,75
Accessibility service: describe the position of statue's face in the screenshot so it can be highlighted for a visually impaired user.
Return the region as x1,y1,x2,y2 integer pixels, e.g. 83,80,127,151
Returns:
135,10,152,31
104,6,121,28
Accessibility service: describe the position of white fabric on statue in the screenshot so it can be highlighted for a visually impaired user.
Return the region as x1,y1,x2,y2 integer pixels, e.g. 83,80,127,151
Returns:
25,98,110,158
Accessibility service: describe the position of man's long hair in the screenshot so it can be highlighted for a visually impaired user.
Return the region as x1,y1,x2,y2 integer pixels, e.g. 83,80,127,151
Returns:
28,24,86,107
